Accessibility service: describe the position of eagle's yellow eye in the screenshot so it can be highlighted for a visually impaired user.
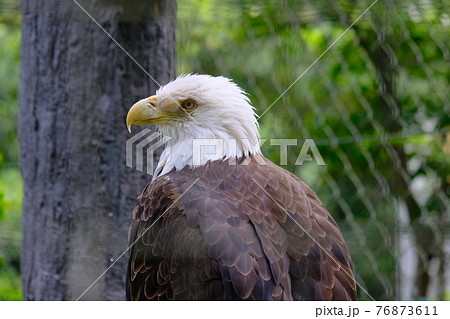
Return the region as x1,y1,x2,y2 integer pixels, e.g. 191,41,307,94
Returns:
181,99,197,110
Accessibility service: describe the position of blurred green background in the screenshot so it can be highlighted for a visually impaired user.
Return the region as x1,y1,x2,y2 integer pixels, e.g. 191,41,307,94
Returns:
0,0,21,300
1,0,449,300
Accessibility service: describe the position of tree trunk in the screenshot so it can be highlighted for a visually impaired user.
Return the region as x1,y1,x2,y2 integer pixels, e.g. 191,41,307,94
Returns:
18,0,176,300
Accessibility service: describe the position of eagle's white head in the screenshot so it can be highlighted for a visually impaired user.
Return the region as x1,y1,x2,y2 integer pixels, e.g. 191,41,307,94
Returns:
126,74,261,178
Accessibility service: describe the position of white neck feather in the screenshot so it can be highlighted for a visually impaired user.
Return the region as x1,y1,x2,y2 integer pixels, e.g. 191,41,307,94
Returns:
153,126,261,179
150,74,261,180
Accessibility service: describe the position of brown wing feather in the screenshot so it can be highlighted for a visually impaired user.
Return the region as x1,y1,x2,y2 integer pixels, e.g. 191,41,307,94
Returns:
126,154,356,300
254,156,356,300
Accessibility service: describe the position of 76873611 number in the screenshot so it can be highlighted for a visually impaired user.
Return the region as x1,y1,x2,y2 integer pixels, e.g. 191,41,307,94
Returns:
376,306,438,316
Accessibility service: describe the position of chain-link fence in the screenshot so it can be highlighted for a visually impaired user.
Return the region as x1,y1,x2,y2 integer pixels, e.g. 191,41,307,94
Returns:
177,0,450,300
0,0,448,301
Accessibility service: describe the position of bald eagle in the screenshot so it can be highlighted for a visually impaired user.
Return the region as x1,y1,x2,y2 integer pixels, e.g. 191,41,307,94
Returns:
125,74,356,301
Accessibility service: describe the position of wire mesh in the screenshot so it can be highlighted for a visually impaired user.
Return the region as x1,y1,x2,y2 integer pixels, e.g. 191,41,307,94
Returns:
1,0,449,301
177,0,450,300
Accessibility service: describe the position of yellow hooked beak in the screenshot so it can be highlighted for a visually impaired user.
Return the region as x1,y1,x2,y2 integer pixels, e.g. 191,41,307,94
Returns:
126,95,183,133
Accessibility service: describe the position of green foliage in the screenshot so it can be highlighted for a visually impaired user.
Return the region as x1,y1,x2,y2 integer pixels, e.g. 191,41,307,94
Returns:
0,167,22,300
0,256,21,300
0,21,20,165
0,154,4,220
0,0,21,300
178,0,449,300
0,167,23,300
0,0,448,301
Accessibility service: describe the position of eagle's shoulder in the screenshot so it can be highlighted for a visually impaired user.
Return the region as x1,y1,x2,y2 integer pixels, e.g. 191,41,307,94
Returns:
131,174,178,222
256,157,357,300
127,172,218,300
127,155,356,300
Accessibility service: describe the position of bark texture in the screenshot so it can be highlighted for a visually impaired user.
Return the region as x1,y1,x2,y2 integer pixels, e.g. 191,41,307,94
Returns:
19,0,176,300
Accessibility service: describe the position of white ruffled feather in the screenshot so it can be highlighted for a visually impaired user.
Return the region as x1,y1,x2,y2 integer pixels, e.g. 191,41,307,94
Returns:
152,74,261,179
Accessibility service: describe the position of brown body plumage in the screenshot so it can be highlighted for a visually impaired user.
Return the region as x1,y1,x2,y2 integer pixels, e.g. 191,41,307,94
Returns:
126,154,356,300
